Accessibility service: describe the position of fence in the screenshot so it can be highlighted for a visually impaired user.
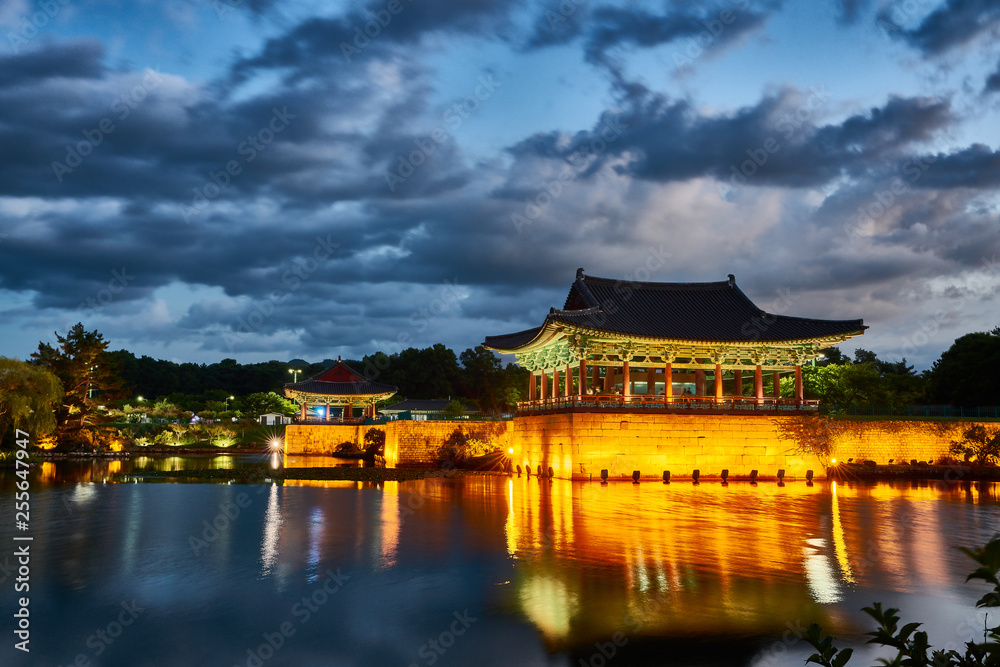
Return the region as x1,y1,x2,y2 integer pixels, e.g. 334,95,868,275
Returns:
821,405,1000,419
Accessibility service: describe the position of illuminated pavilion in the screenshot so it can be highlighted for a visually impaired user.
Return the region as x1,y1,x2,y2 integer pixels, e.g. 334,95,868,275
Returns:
484,269,866,411
283,357,397,421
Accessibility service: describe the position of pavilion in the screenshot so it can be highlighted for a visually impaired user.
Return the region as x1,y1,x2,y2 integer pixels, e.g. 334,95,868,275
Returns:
484,270,866,412
283,357,397,421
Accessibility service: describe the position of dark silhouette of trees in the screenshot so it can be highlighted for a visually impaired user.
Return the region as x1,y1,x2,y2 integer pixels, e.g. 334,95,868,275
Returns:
929,328,1000,407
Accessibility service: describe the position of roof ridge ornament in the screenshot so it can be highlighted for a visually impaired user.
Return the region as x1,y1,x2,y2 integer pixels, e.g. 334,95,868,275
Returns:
576,267,585,280
728,274,735,286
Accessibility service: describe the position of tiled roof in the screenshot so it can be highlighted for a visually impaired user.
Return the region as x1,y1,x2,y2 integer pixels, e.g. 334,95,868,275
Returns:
284,359,397,396
484,271,866,350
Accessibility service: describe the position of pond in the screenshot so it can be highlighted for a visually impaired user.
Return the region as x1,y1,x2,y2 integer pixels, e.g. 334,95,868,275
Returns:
1,461,997,666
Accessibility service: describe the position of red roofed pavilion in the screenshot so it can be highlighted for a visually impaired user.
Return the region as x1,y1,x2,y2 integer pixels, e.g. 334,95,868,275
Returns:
283,357,397,422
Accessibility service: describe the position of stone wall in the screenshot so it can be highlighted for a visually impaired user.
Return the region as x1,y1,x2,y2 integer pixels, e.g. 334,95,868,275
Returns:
828,419,975,464
287,414,990,480
512,413,819,481
285,420,512,467
284,424,378,455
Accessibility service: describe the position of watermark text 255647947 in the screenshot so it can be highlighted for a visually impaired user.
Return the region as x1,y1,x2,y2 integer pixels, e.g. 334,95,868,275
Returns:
13,429,32,653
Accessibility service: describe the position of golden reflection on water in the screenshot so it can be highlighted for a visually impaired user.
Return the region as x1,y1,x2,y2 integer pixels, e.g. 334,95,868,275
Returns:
487,477,999,649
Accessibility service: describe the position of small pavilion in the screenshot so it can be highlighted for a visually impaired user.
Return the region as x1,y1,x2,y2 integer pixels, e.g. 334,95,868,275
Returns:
283,357,397,421
484,270,866,411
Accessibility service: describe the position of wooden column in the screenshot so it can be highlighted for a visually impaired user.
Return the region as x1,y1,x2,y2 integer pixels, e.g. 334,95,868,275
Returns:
734,370,743,397
592,365,599,392
552,368,560,398
715,364,723,400
754,365,763,402
579,358,588,394
664,362,673,404
772,371,781,398
539,370,547,400
695,369,705,396
604,364,613,393
794,365,803,406
300,402,307,420
564,363,572,397
326,402,331,422
645,367,655,394
622,360,631,396
528,372,536,402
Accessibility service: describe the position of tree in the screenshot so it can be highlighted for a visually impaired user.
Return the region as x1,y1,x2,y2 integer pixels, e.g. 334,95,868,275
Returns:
239,392,296,420
442,399,467,417
31,324,126,443
949,424,1000,465
0,358,63,446
929,329,1000,407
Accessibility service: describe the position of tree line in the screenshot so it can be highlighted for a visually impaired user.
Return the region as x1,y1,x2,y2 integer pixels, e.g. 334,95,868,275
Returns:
1,323,997,449
803,327,1000,408
0,324,527,448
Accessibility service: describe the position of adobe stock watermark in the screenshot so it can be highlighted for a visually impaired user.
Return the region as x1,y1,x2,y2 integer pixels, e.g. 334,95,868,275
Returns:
222,235,339,352
362,278,465,379
842,154,937,242
213,0,245,21
51,68,164,183
340,0,414,62
876,0,930,39
406,610,477,667
77,267,135,318
233,568,350,667
57,600,146,666
385,74,502,192
5,0,70,53
740,287,797,340
511,114,626,233
672,0,751,70
539,0,587,34
719,85,830,197
180,106,296,223
899,255,1000,357
188,490,256,556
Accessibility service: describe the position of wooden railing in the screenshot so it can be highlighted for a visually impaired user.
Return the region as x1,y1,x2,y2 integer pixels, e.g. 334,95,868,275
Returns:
517,395,819,413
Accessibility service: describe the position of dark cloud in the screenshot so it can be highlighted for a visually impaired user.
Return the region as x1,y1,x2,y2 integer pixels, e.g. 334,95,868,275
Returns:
504,89,952,188
836,0,872,24
908,144,1000,189
584,1,779,67
877,0,1000,56
231,0,521,83
525,2,589,48
0,39,104,88
522,0,782,80
985,57,1000,93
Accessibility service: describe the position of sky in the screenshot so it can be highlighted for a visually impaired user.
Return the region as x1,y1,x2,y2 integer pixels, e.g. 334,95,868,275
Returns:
0,0,998,370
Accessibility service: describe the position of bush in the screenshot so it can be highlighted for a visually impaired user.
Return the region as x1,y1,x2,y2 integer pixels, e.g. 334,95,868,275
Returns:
335,441,361,455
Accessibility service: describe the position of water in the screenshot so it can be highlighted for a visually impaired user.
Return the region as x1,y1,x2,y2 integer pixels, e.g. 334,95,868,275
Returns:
1,461,997,666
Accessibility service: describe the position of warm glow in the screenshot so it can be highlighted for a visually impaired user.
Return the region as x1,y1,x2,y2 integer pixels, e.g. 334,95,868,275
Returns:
831,458,836,463
508,448,514,454
36,434,58,450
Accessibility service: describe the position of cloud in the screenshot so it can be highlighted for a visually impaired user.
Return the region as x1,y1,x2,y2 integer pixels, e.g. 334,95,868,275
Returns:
985,57,1000,94
0,39,104,88
504,88,953,189
877,0,1000,56
835,0,872,24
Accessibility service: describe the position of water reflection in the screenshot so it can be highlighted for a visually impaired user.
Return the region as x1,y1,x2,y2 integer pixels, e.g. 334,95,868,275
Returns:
0,462,996,667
